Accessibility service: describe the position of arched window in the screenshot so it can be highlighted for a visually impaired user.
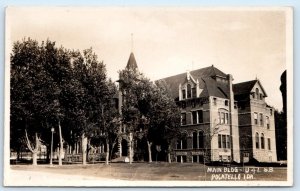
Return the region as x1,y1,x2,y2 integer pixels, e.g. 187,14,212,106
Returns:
256,88,259,99
178,133,188,149
182,137,187,149
198,131,204,148
266,116,270,129
193,132,198,148
187,84,191,98
255,132,259,149
261,133,265,149
176,139,181,149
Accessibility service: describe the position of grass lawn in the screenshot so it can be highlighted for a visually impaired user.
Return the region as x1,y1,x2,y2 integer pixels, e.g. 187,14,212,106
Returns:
10,162,287,181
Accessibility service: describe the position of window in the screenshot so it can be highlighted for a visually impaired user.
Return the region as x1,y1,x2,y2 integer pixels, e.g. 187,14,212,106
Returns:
177,156,181,163
187,84,191,98
225,100,229,106
182,90,186,99
222,135,226,148
266,116,270,129
256,88,259,99
270,109,273,116
219,112,229,124
192,111,197,124
199,131,204,148
198,110,203,123
192,88,196,98
252,93,255,99
226,135,230,148
261,133,265,149
218,134,230,149
218,135,222,148
268,138,271,150
177,140,181,149
220,112,225,124
181,113,186,125
213,97,217,105
225,113,229,124
193,132,198,149
260,93,263,100
193,155,198,163
254,112,258,125
255,132,259,149
259,113,263,126
182,138,187,149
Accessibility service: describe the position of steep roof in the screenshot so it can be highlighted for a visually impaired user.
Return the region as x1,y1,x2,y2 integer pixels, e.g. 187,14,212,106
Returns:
201,77,229,98
157,65,229,100
233,80,257,96
233,80,268,97
126,52,138,71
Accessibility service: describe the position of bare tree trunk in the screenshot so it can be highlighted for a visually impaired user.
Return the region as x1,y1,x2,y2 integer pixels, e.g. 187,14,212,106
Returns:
106,143,109,165
82,134,88,165
168,153,171,163
129,141,133,164
25,131,40,166
32,152,37,166
86,140,90,163
167,145,172,163
58,120,63,166
147,141,152,163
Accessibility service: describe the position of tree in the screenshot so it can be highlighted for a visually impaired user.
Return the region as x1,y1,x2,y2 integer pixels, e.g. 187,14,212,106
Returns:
118,68,181,163
10,38,63,165
10,38,116,166
140,80,181,163
151,80,181,163
68,48,117,165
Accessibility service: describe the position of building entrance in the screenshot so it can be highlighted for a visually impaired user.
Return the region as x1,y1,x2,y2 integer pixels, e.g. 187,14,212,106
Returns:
121,139,128,156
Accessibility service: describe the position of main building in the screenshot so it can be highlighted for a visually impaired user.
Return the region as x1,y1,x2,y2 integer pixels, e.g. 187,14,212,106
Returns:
117,52,277,164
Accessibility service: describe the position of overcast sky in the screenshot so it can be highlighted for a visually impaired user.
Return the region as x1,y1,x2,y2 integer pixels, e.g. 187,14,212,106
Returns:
6,7,291,110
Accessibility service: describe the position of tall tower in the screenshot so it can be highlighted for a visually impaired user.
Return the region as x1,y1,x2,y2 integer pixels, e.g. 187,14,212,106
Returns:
126,52,138,72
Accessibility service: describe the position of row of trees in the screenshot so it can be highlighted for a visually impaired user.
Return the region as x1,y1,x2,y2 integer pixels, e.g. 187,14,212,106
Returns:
10,38,181,165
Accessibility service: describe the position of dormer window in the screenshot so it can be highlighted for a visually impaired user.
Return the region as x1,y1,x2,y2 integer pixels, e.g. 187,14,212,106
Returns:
192,87,196,98
187,84,191,98
255,88,259,99
182,90,186,99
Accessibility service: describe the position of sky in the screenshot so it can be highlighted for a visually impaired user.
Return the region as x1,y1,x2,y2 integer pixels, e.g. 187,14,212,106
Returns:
6,7,291,110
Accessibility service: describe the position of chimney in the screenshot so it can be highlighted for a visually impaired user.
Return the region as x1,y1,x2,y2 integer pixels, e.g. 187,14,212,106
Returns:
227,74,234,162
227,74,241,163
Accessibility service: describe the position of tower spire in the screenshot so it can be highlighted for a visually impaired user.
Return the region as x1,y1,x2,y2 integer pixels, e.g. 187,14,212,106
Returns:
131,33,134,52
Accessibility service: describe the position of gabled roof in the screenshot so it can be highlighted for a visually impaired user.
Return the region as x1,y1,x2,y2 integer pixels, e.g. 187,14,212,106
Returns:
233,80,268,97
156,65,229,100
233,80,257,96
126,52,138,71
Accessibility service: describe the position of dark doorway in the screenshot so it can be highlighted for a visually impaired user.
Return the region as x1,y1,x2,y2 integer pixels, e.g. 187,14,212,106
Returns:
121,139,128,156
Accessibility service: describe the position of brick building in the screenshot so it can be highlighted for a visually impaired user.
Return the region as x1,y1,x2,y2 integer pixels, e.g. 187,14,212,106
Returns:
234,80,277,163
158,66,241,163
157,63,277,164
116,52,277,164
